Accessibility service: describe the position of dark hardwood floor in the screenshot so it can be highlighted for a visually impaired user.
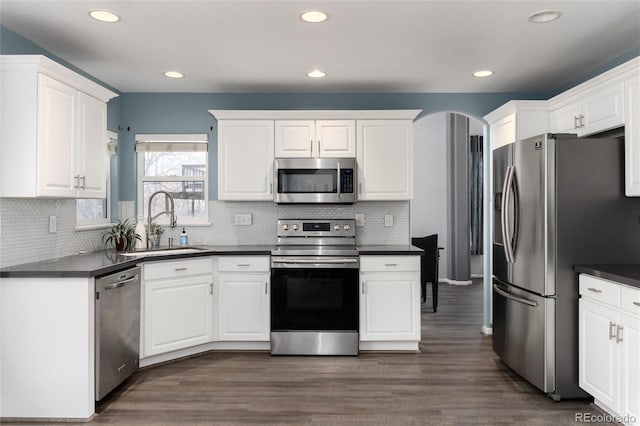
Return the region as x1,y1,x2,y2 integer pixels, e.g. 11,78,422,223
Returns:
11,280,613,425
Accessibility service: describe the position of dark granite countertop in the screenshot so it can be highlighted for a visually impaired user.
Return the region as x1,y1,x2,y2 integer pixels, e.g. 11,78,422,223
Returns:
575,264,640,289
357,245,424,255
0,245,274,278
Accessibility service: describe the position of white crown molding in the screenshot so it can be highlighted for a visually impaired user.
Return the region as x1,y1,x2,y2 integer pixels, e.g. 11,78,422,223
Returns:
0,55,118,102
209,109,422,121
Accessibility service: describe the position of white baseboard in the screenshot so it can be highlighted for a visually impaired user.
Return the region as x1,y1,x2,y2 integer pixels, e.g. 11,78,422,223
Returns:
439,278,473,286
481,325,493,335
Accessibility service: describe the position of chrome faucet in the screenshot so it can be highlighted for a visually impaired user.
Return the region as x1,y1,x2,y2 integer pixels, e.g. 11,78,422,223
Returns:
147,190,177,248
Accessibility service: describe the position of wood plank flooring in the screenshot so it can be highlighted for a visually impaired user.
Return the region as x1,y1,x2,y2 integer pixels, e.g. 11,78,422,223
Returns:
10,281,614,425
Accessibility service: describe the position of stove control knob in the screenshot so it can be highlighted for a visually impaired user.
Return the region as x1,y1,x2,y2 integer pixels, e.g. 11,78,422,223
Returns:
292,224,299,231
343,224,351,231
282,224,289,231
334,224,341,231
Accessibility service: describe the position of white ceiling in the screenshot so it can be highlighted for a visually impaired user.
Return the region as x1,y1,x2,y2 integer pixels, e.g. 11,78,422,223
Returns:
1,1,639,93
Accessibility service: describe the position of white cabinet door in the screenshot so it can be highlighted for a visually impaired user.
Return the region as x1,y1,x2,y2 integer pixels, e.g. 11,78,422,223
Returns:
274,120,314,157
143,275,214,357
579,298,619,411
582,81,625,136
218,120,274,200
356,120,413,200
36,74,77,197
360,271,420,341
76,91,107,198
316,120,356,157
619,312,640,424
625,75,640,196
550,100,582,134
218,273,270,341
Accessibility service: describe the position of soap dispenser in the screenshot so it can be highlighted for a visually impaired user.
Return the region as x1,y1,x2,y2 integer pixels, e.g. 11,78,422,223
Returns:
180,228,188,246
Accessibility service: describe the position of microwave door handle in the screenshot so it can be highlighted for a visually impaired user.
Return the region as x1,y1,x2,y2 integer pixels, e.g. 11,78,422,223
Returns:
337,162,341,199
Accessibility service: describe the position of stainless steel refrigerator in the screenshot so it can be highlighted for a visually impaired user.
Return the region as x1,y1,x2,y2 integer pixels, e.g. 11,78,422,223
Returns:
492,133,640,400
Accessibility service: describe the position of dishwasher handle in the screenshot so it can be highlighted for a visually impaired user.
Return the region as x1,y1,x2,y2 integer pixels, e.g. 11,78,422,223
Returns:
103,275,139,290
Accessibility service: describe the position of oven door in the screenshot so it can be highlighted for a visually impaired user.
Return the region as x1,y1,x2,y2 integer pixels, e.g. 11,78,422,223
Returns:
270,259,359,355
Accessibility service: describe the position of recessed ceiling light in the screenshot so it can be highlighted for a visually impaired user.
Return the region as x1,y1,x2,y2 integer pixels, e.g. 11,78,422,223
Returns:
307,70,327,78
89,10,120,23
528,10,561,23
473,70,494,78
164,71,184,79
301,11,328,23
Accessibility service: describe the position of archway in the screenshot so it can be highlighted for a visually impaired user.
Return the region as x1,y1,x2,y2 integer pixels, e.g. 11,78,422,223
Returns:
412,111,492,334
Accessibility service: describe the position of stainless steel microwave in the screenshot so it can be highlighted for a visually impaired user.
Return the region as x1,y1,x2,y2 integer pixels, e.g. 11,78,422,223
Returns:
274,158,356,204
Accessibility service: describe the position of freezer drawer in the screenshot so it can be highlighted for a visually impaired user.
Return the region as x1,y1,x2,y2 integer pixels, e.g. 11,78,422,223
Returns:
492,280,555,394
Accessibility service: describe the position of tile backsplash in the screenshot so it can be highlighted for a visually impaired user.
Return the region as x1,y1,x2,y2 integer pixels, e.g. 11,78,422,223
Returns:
0,199,409,268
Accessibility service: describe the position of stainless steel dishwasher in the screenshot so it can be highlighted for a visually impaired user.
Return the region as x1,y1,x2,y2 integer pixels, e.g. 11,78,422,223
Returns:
95,266,141,401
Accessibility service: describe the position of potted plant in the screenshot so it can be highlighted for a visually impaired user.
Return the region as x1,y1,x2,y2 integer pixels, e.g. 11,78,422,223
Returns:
102,218,141,251
149,222,164,249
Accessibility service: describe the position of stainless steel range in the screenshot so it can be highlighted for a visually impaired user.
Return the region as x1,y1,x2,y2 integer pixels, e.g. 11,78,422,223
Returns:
270,219,359,355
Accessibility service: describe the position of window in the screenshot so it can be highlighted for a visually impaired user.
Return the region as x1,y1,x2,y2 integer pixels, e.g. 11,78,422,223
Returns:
136,134,208,225
75,131,115,229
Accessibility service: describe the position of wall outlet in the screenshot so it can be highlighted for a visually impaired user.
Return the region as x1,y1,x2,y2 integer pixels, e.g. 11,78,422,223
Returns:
384,214,394,227
235,213,252,226
355,213,365,227
49,215,57,233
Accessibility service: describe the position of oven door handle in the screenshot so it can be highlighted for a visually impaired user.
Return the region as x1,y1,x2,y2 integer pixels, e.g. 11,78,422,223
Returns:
271,257,359,268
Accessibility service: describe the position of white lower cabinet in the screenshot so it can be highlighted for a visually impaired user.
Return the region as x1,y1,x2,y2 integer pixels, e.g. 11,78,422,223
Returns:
217,256,270,341
579,274,640,426
142,258,214,357
359,256,421,344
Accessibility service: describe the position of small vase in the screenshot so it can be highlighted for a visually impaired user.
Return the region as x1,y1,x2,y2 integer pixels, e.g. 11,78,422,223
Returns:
152,236,161,249
115,239,127,252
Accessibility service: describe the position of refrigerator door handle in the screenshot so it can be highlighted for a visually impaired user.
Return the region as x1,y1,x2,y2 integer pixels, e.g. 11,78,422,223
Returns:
493,283,538,307
511,166,520,260
502,166,516,263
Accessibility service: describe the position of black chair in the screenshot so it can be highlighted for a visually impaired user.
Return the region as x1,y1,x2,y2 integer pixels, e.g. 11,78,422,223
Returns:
411,234,441,312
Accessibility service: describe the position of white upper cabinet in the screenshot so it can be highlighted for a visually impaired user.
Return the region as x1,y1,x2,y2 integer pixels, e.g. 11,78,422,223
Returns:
483,101,549,150
275,120,356,158
357,120,414,200
0,55,117,198
625,75,640,196
550,80,625,137
217,120,275,200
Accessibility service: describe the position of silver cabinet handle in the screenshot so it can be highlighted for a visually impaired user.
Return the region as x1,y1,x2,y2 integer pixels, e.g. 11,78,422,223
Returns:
310,139,313,154
209,283,213,295
384,263,398,267
337,161,341,199
633,302,640,307
616,325,624,343
175,267,188,271
574,115,580,129
609,321,617,340
270,182,273,194
579,115,585,128
361,282,365,294
318,140,321,154
359,182,362,194
237,264,250,267
587,287,603,293
74,175,80,189
80,175,86,189
264,282,268,295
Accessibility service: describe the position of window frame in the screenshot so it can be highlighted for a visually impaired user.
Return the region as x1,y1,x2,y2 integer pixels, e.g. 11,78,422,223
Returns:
135,134,209,226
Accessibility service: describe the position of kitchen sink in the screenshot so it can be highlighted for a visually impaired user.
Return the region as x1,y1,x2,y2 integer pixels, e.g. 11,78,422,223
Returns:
118,247,207,257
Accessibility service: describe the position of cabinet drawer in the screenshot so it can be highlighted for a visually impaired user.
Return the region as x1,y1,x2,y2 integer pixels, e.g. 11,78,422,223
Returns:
144,257,213,281
579,274,621,307
360,256,420,272
620,285,640,315
218,256,270,272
